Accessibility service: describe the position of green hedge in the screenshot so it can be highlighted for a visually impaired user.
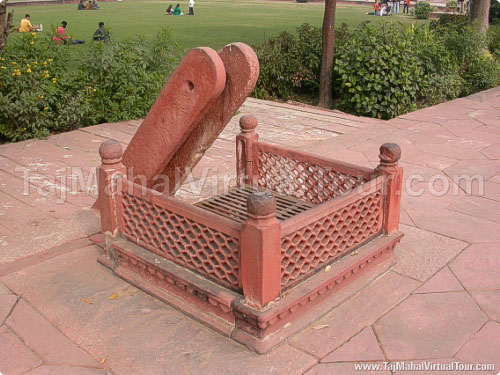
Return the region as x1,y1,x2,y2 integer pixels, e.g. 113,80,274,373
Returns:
0,29,180,142
254,21,500,120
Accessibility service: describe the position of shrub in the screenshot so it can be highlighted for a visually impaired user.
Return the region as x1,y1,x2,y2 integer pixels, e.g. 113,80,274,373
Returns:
430,14,468,31
415,2,431,19
75,28,179,125
254,24,322,99
0,33,86,141
446,0,458,8
488,25,500,59
333,22,460,119
0,28,180,142
490,0,500,25
442,24,500,95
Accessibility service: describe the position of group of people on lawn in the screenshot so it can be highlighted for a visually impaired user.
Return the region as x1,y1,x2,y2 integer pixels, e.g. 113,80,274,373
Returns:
77,0,100,10
18,14,110,44
370,0,412,16
166,0,195,16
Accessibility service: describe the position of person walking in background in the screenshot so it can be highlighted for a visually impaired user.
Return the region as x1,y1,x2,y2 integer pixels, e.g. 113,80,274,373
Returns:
392,0,399,14
188,0,194,15
374,0,381,15
403,0,410,14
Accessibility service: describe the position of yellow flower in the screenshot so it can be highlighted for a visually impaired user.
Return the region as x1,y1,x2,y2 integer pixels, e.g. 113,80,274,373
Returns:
43,107,49,111
52,77,57,84
27,64,31,68
33,62,38,65
11,62,16,65
48,59,53,63
42,61,47,67
29,41,35,45
43,73,50,78
93,89,96,92
0,66,5,70
26,68,31,73
39,95,44,99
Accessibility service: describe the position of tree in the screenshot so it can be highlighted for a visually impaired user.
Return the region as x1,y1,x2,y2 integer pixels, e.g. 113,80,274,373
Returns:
469,0,491,34
0,0,14,52
318,0,337,109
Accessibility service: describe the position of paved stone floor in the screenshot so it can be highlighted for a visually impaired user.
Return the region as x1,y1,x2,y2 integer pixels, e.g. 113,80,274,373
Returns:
0,90,499,374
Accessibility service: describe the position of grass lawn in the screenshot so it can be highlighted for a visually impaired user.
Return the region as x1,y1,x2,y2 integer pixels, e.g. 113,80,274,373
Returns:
8,0,428,51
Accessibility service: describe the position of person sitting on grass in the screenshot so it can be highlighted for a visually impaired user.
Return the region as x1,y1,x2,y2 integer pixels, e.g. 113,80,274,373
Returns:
53,21,70,44
18,14,40,32
166,5,173,14
92,0,100,9
92,21,109,42
78,0,85,10
173,4,183,15
86,0,93,10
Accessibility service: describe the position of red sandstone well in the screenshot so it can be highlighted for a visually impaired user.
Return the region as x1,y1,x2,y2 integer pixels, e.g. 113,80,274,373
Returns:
96,43,404,354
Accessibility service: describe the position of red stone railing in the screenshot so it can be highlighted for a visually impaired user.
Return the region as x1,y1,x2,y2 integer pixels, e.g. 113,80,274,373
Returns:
254,142,373,205
116,179,243,291
98,115,402,310
279,177,383,289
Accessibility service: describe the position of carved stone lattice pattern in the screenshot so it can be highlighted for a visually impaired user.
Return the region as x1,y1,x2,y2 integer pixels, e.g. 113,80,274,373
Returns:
257,151,366,204
281,191,383,288
121,192,240,290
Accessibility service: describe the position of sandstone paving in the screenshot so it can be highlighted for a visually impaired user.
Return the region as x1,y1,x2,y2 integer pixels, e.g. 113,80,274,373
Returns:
0,88,500,373
289,271,420,358
320,326,385,363
449,242,500,291
455,321,500,370
391,224,468,282
373,292,487,360
470,291,500,322
413,266,464,294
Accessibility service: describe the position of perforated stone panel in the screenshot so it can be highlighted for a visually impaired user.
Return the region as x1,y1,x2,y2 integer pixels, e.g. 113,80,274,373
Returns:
120,192,240,290
280,190,383,288
257,150,366,205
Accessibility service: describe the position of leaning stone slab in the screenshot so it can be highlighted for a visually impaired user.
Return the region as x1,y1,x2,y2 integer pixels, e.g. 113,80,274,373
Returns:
162,42,259,194
122,47,226,187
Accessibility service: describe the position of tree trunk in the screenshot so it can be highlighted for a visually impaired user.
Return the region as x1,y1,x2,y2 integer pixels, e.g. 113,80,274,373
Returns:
318,0,337,109
0,0,14,52
469,0,490,35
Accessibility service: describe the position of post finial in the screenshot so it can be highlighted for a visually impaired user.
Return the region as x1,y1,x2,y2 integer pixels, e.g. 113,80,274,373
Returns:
99,140,123,165
247,191,276,217
379,143,401,164
239,115,258,133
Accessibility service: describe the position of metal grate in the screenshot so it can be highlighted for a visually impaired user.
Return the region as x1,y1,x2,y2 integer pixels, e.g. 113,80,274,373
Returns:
195,185,315,223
